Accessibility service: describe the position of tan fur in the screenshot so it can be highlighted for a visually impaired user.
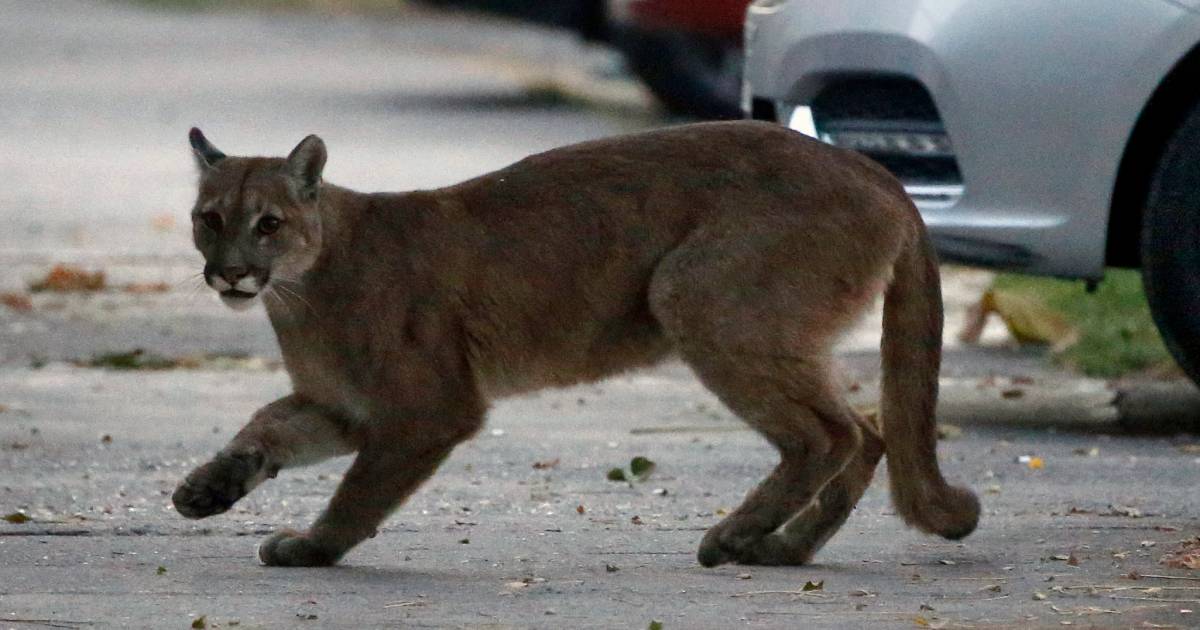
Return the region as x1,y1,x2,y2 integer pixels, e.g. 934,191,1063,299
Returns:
172,121,979,567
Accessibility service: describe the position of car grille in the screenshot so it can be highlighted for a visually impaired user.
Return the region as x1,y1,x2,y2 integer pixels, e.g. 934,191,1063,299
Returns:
809,77,963,206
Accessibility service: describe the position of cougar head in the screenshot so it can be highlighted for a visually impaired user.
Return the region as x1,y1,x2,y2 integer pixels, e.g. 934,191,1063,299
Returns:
187,128,326,311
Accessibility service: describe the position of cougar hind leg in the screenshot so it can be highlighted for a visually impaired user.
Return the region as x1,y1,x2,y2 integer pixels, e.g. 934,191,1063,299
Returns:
735,416,884,565
648,222,887,567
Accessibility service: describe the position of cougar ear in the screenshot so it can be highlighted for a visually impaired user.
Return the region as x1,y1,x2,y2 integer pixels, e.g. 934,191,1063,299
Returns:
285,135,326,202
188,127,226,171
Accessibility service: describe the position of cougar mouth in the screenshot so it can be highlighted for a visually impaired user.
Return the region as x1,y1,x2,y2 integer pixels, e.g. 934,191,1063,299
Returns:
219,289,258,311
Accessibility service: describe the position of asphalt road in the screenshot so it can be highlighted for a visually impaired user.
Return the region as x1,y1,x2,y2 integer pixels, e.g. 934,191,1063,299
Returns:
1,2,1199,629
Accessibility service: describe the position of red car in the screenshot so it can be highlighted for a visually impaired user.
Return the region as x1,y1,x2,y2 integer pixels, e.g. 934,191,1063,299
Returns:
423,0,750,119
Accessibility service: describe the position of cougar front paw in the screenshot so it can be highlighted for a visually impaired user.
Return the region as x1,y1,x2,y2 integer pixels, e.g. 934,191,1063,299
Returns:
259,529,339,567
172,450,264,519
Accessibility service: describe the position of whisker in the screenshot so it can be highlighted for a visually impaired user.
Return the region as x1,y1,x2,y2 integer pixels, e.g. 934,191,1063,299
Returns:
171,271,206,290
263,287,291,319
270,280,315,315
185,280,209,303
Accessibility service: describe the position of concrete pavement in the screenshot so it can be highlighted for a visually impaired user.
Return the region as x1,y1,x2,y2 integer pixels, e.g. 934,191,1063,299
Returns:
2,1,1199,628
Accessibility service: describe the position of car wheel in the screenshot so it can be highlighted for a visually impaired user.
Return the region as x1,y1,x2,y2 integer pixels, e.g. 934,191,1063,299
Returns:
611,27,743,120
1141,104,1200,386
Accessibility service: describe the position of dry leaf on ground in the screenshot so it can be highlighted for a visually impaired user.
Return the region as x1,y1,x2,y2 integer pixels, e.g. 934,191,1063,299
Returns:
957,288,1078,350
30,264,105,292
3,512,31,524
122,282,170,294
151,214,176,231
1017,455,1045,470
1159,538,1200,570
936,424,963,440
0,292,33,312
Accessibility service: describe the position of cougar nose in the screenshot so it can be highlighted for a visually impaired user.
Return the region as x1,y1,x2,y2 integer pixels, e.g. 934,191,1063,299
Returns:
220,266,249,285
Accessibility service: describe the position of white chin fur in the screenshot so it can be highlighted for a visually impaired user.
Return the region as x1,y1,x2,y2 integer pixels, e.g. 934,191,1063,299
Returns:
219,293,258,311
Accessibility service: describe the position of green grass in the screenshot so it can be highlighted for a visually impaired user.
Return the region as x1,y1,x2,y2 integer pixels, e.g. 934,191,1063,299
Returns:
991,269,1175,378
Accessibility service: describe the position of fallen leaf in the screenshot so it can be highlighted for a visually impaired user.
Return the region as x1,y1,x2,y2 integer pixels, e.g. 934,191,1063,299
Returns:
605,564,619,572
1073,447,1099,457
192,616,207,629
151,214,176,231
1104,505,1142,518
532,458,560,470
458,538,469,544
958,287,1077,348
630,515,643,525
630,456,656,479
1159,537,1200,569
802,580,824,592
1001,388,1025,399
648,622,663,630
606,468,627,482
30,264,105,293
157,565,167,575
936,424,963,440
3,512,31,524
82,349,178,371
576,505,586,515
101,434,112,444
122,282,170,294
1066,553,1080,566
0,292,32,312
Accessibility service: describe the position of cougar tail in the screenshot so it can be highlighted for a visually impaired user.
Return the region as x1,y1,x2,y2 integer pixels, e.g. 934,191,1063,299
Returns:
880,223,980,540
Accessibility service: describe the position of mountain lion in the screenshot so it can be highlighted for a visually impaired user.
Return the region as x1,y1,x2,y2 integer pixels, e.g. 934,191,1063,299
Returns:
172,121,979,567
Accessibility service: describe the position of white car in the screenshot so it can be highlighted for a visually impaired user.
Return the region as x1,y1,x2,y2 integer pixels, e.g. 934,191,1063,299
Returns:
742,0,1200,384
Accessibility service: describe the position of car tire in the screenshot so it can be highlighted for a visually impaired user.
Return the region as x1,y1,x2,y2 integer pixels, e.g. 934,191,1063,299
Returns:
611,27,743,120
1141,104,1200,386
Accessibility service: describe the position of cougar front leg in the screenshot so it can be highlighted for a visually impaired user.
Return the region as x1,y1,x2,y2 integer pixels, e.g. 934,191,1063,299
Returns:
258,407,483,567
173,394,358,519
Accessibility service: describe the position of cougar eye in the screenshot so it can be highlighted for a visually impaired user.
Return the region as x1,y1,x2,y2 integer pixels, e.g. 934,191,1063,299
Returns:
257,215,282,235
199,211,223,232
